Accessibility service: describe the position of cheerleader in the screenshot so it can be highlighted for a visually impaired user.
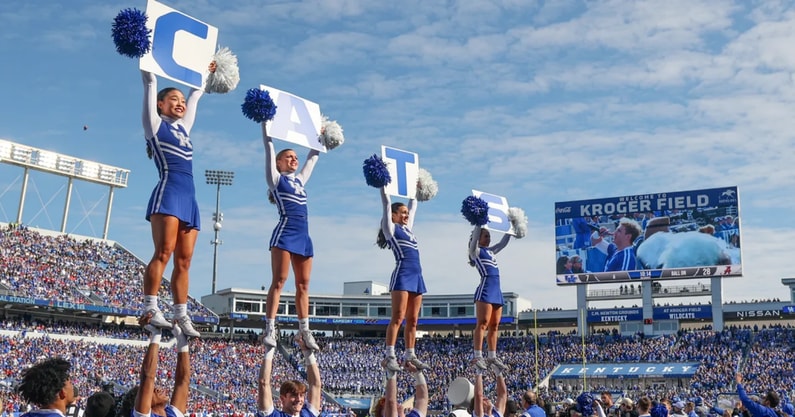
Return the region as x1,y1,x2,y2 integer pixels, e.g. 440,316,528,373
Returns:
261,123,321,351
140,62,216,337
377,187,428,371
468,225,510,372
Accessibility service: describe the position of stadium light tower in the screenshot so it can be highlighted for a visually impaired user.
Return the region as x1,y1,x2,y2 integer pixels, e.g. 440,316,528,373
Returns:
205,170,234,294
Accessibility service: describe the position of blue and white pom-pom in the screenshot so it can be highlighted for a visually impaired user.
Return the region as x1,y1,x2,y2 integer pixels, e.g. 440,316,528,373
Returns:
508,207,528,238
319,116,344,150
241,88,277,123
416,168,438,202
363,155,391,188
205,46,240,94
650,404,669,417
461,196,489,226
111,8,151,58
576,393,594,417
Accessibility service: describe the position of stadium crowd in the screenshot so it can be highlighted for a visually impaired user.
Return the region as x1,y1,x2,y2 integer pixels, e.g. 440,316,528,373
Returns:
1,317,794,417
2,223,794,417
0,224,214,320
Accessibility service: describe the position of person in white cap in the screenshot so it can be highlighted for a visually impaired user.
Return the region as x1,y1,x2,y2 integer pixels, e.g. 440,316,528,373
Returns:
671,401,688,417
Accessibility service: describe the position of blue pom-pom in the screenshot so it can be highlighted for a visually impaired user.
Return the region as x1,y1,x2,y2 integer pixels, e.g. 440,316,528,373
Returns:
461,196,489,226
363,155,391,188
650,404,669,417
111,8,151,58
576,393,594,417
241,88,277,123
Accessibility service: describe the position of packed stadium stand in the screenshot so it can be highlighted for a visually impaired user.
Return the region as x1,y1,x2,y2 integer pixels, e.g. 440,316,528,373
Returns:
1,223,794,417
0,223,217,323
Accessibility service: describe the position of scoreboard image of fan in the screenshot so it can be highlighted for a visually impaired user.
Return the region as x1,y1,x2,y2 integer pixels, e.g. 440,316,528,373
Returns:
554,186,741,285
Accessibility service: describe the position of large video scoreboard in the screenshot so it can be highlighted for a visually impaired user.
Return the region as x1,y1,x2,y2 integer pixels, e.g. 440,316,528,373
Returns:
555,186,741,285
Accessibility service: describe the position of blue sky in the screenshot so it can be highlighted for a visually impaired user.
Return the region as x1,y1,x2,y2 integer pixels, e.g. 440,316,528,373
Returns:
1,0,794,310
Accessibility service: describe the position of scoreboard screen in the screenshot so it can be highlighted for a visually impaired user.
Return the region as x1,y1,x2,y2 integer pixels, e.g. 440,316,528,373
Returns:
554,186,741,285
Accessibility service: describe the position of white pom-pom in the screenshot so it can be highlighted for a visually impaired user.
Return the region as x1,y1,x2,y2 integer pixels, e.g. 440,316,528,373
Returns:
205,46,240,94
508,207,528,238
319,115,344,150
416,168,438,202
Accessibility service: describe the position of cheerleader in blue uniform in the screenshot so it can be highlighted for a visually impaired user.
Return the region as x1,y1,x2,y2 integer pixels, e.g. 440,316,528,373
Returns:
468,225,511,373
140,63,215,338
377,187,428,372
261,123,321,351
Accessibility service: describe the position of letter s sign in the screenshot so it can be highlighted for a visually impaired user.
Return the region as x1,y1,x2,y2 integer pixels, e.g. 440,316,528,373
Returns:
140,0,218,90
472,190,513,235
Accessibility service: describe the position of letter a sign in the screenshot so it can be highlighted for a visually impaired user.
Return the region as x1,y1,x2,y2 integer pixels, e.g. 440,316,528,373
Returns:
260,85,325,152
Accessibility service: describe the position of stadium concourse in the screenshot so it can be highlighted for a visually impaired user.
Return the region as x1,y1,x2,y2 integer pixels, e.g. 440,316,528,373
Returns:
2,223,795,417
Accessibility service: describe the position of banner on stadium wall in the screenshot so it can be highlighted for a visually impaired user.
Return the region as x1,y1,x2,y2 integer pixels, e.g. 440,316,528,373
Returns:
587,308,643,323
335,397,372,410
551,362,700,378
555,186,742,285
654,305,711,320
784,306,795,314
587,306,712,323
0,294,219,324
729,309,782,319
275,316,515,326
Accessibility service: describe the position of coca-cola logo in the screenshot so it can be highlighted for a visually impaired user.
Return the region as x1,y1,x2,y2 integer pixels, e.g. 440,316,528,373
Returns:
555,207,572,214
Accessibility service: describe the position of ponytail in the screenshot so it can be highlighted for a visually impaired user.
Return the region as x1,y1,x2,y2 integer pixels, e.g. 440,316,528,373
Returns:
376,229,388,249
467,230,476,267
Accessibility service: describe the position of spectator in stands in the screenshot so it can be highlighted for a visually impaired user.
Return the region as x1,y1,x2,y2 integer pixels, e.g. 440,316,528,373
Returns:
257,334,321,417
671,401,687,417
685,401,698,417
600,392,616,417
84,391,116,417
637,398,652,417
120,313,191,417
556,256,572,274
16,358,74,417
570,256,585,273
605,218,641,272
521,391,545,417
618,398,638,417
734,373,778,417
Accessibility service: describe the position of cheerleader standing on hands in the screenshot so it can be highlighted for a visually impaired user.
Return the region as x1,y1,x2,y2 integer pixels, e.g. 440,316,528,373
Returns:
468,224,511,373
377,187,429,371
140,62,215,337
261,123,321,351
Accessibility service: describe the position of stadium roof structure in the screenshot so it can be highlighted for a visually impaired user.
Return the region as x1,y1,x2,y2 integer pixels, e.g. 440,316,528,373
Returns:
0,138,129,239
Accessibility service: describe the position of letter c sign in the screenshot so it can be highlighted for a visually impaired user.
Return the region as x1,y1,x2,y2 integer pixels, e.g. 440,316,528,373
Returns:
140,0,218,90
